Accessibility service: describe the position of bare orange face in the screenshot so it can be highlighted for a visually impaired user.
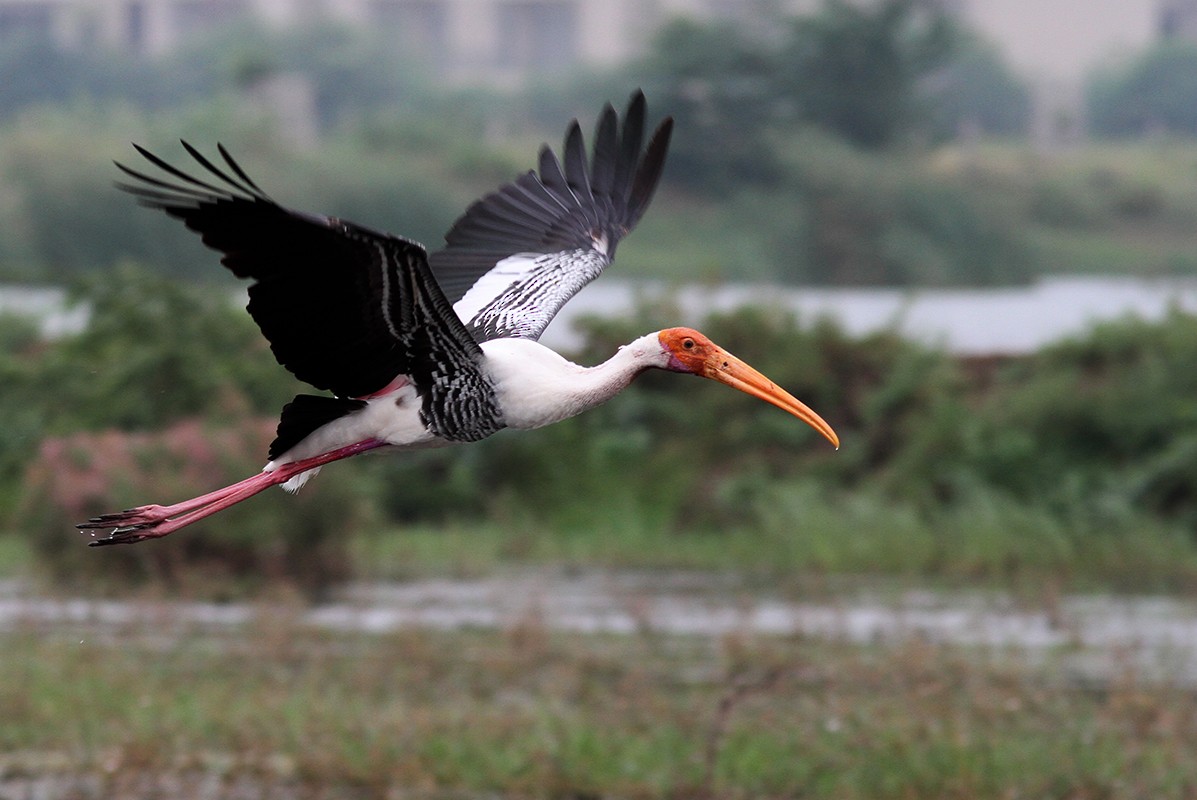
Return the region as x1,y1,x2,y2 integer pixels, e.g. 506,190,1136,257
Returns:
658,327,840,449
658,327,722,375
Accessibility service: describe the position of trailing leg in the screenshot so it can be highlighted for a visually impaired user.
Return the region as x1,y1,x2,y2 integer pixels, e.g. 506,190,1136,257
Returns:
77,439,387,546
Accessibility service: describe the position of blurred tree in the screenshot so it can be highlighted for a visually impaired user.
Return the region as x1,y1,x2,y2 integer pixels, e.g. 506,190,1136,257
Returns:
0,34,155,118
43,266,297,429
637,0,1019,194
1088,41,1197,137
0,266,295,467
925,34,1032,139
0,21,433,127
623,1,1032,285
638,18,785,190
0,104,468,282
6,268,370,598
779,0,957,148
193,22,434,129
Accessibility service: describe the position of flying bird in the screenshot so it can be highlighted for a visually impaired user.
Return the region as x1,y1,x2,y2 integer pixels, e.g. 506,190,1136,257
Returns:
79,91,839,546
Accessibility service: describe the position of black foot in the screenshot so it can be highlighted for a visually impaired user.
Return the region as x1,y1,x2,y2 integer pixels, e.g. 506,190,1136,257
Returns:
82,525,157,547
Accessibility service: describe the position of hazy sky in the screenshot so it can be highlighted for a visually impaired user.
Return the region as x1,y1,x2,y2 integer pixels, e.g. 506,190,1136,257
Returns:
961,0,1157,81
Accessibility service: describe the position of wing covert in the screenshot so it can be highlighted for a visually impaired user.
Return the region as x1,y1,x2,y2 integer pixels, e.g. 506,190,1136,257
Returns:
429,90,673,342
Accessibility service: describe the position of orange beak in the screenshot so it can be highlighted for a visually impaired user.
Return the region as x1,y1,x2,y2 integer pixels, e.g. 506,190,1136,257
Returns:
698,348,840,449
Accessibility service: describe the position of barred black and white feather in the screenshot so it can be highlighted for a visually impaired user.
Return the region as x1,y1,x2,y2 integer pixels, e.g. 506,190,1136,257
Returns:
429,90,673,342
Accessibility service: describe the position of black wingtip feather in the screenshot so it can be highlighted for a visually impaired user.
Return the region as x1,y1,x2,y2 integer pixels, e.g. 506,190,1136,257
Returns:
536,145,571,203
117,142,275,208
131,143,230,196
612,92,646,205
562,122,592,199
179,140,257,199
625,116,673,229
589,102,619,200
218,142,270,197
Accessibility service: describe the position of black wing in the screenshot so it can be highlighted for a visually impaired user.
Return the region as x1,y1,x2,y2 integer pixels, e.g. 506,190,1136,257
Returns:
428,90,673,342
116,143,503,442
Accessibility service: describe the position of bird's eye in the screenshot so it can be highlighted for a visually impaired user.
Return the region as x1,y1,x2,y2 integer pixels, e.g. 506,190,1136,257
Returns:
682,338,695,350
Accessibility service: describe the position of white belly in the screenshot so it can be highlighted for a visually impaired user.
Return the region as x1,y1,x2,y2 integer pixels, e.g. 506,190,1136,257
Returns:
267,382,445,472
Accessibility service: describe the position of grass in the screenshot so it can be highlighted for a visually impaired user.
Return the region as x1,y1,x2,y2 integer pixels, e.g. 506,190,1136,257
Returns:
339,479,1197,597
609,138,1197,286
927,139,1197,279
13,106,1197,288
2,606,1196,798
10,475,1197,597
1029,224,1197,277
616,190,784,285
0,531,33,579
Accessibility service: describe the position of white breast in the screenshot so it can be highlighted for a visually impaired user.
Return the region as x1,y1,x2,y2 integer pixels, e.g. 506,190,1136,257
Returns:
481,338,588,429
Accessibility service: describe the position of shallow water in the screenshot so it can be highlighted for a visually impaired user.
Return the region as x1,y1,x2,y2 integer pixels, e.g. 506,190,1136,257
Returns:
540,275,1197,355
10,276,1197,356
4,572,1196,685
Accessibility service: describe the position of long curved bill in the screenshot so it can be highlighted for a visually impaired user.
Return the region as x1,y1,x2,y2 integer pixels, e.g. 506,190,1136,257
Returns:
701,350,840,449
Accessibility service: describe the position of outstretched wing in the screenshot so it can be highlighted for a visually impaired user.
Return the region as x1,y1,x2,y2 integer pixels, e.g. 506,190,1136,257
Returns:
429,90,673,342
115,143,503,442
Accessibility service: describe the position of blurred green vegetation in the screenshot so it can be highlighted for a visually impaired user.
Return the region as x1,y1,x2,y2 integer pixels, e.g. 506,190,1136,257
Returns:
1088,40,1197,138
4,622,1194,799
6,273,1197,597
2,0,1197,597
4,268,374,598
0,1,1194,288
9,102,1197,288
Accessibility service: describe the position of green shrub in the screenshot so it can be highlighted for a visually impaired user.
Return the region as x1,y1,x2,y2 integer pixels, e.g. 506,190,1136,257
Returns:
965,310,1197,520
0,268,372,598
21,417,377,599
14,270,1197,592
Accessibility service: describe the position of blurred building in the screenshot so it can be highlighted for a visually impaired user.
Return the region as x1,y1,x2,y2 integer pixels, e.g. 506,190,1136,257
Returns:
955,0,1175,146
1160,0,1197,38
3,0,1193,93
0,0,811,84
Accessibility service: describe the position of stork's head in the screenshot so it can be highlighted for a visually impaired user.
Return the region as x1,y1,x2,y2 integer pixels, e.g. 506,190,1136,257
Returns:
657,327,839,449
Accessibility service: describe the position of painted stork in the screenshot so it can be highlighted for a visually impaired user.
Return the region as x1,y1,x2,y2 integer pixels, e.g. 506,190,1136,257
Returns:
79,91,839,546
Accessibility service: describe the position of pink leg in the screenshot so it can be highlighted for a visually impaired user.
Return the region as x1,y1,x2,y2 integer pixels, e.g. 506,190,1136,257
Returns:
77,439,388,546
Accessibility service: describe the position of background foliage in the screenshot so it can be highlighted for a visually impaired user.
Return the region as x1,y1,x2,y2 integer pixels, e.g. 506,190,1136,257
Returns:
1088,41,1197,138
9,276,1197,596
4,0,1197,596
4,5,1197,797
0,0,1169,288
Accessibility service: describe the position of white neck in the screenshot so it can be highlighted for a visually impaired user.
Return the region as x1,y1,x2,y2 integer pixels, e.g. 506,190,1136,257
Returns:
481,333,667,430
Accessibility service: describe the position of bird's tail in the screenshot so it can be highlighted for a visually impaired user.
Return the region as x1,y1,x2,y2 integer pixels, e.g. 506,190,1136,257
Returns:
269,394,368,462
